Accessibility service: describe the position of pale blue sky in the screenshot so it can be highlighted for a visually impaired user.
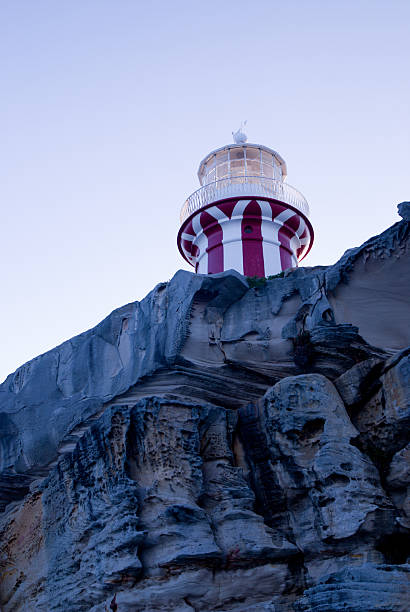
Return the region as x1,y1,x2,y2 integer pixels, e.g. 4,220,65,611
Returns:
1,0,409,382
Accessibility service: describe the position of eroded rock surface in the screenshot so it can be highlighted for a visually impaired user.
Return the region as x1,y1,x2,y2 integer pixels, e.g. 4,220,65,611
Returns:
0,210,409,610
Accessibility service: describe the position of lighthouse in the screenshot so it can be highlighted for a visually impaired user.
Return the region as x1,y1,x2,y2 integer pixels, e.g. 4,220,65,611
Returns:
177,128,314,277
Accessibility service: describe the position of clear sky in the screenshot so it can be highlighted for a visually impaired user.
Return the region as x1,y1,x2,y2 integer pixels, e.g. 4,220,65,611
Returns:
1,0,409,383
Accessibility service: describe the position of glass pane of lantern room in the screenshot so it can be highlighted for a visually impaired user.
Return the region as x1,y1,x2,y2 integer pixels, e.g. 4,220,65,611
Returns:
262,163,273,178
230,148,244,160
204,157,215,184
216,150,228,163
207,168,216,182
217,162,229,179
206,156,215,172
247,160,260,175
230,160,245,175
246,147,259,160
261,150,273,165
273,165,281,180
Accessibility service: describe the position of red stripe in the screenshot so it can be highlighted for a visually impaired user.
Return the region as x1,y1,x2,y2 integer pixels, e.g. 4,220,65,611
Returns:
268,201,287,218
280,245,293,270
184,220,195,236
200,211,224,274
180,220,196,260
217,201,236,219
282,212,299,232
241,201,265,277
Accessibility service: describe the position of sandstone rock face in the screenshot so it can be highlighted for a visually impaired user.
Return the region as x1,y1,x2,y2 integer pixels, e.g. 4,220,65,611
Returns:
0,212,409,610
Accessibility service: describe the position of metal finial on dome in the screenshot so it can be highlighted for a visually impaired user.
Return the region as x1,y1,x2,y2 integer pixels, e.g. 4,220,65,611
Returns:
232,120,247,144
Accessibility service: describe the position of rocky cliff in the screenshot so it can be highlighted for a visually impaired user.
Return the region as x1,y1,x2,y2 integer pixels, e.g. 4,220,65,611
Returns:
0,205,409,611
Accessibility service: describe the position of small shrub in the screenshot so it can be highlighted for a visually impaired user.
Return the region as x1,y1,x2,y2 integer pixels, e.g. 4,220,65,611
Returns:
247,271,285,288
246,276,267,289
267,271,285,280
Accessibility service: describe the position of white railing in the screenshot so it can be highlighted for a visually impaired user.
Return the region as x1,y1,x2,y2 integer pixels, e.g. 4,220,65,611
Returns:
180,176,309,224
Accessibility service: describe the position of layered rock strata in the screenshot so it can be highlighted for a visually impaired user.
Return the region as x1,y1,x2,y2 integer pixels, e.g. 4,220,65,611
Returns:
0,206,409,610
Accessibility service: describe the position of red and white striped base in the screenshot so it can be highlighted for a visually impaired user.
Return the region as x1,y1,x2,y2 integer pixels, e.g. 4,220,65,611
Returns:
177,197,314,277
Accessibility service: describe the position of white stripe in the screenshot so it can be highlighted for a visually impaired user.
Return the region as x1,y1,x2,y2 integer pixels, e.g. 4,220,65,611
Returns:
223,230,243,273
231,199,251,218
192,213,202,235
257,199,273,221
274,209,296,246
296,217,306,238
197,242,208,273
258,201,281,276
272,208,295,248
205,206,229,222
274,208,295,225
191,213,209,273
290,216,307,259
290,218,302,254
222,200,251,275
181,232,195,242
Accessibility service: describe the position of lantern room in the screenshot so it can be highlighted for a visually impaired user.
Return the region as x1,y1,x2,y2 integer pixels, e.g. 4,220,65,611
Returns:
198,144,287,186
